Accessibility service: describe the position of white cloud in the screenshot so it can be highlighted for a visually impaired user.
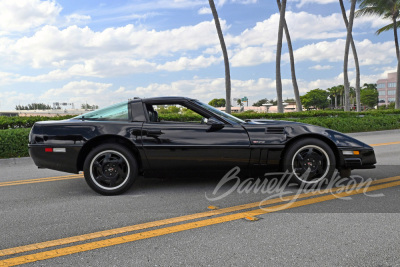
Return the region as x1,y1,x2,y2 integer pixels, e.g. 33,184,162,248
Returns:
39,80,116,108
65,14,91,24
231,47,274,66
309,65,333,70
0,10,392,76
118,78,289,104
198,7,211,15
290,39,395,66
217,0,257,7
0,91,36,110
12,55,222,82
157,55,221,71
293,0,337,8
41,80,111,99
0,0,61,33
2,21,224,68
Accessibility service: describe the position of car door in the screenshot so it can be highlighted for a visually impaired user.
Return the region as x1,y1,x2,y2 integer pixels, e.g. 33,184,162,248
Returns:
141,103,251,178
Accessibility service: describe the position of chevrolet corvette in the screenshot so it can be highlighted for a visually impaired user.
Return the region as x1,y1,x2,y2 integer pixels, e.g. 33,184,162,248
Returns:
29,97,376,195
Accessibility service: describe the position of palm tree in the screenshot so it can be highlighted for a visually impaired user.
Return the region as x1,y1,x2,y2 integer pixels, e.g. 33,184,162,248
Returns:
277,0,302,112
362,83,377,90
356,0,400,109
328,86,340,109
208,0,232,113
350,86,356,107
337,84,345,108
343,0,356,111
275,0,287,114
340,0,361,112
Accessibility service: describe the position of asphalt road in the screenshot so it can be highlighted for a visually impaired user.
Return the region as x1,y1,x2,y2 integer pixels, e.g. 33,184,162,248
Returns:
0,130,399,266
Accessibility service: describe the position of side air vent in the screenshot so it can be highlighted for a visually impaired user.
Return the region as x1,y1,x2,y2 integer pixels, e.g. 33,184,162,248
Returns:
265,127,285,134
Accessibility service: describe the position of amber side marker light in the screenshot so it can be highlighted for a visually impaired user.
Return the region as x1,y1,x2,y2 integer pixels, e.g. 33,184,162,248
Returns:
342,150,360,155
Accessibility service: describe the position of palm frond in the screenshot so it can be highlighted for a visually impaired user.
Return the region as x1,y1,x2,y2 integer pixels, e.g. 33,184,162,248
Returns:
355,6,385,18
376,21,400,34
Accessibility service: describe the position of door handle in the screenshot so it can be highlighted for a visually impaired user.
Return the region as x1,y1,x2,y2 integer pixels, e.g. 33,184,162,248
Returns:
145,129,162,136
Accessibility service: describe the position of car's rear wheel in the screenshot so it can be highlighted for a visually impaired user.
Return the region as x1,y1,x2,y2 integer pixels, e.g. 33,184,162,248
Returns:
83,144,137,195
283,138,336,186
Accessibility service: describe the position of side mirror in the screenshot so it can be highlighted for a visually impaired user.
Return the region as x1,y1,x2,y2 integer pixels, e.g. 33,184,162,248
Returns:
206,117,224,132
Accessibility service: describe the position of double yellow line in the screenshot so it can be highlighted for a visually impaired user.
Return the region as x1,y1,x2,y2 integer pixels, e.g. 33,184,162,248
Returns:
369,141,400,147
0,174,83,187
1,175,400,266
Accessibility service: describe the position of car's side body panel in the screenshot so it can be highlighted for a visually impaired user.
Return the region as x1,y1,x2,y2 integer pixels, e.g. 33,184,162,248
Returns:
28,97,377,180
141,121,251,177
245,119,376,172
29,120,144,173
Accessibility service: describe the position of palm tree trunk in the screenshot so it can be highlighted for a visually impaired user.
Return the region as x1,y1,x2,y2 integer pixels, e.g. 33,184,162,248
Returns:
208,0,232,114
275,0,286,114
397,58,400,109
343,0,356,112
393,15,400,60
393,14,400,109
339,0,361,112
277,0,302,112
335,95,338,109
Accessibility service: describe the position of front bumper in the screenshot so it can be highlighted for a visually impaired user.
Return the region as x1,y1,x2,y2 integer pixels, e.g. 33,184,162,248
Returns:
339,148,376,169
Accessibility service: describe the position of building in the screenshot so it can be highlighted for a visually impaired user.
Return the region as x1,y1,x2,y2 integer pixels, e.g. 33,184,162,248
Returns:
377,72,397,106
0,109,87,117
216,102,297,113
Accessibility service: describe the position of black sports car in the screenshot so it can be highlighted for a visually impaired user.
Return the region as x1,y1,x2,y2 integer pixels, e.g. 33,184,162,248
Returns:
29,97,376,195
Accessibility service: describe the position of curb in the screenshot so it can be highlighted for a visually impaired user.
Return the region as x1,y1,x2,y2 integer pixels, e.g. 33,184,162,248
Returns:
0,157,32,166
347,129,400,137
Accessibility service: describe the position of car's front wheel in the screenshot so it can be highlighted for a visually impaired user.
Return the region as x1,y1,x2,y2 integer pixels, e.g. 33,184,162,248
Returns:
83,144,137,195
283,138,336,186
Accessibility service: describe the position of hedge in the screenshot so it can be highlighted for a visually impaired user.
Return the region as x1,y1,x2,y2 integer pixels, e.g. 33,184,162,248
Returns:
0,115,73,130
1,112,400,158
234,109,400,120
283,116,400,133
2,110,400,128
0,128,31,158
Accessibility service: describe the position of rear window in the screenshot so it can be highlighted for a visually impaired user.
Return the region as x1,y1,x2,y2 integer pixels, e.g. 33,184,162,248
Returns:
74,101,129,121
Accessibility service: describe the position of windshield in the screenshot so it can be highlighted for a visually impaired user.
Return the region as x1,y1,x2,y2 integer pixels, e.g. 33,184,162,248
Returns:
74,101,130,121
194,100,245,124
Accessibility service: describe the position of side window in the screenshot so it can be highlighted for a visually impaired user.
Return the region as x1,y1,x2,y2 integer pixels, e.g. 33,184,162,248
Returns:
147,104,206,123
75,101,129,121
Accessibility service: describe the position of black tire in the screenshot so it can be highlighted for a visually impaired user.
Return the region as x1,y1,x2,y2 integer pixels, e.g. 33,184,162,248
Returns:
283,138,336,186
83,143,137,195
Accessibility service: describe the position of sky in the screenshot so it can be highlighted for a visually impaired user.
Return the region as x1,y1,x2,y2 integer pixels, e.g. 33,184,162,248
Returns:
0,0,396,111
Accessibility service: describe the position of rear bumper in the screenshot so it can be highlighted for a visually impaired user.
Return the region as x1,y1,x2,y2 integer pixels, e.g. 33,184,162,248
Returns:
340,148,376,170
29,144,82,173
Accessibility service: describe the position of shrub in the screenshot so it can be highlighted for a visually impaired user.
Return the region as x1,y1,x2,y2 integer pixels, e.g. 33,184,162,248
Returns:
0,115,73,130
0,128,31,158
1,111,400,159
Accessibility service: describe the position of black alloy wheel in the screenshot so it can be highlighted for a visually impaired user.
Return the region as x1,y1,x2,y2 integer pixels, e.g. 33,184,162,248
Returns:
83,143,137,195
283,138,336,186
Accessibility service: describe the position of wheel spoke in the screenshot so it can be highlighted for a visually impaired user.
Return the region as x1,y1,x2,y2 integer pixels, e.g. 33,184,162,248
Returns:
294,167,304,174
103,153,111,165
316,163,325,175
295,153,304,163
93,161,103,175
95,175,105,182
299,168,312,180
109,179,116,187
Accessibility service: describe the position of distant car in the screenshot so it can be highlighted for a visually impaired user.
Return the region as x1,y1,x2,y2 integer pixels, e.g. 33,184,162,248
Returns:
29,97,376,195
